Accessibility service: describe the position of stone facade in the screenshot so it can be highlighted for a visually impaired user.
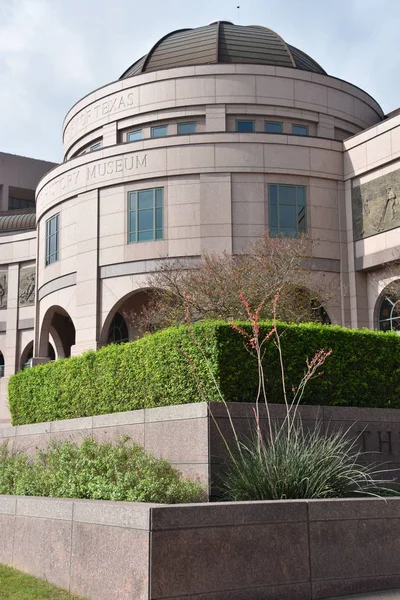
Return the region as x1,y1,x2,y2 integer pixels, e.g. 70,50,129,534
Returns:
0,23,400,422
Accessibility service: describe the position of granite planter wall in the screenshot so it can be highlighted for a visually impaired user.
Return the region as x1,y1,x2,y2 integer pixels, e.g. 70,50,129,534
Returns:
1,495,400,599
1,402,399,498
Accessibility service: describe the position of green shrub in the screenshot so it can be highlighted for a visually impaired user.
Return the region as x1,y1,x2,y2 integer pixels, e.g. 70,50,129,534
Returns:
0,437,205,504
8,321,400,426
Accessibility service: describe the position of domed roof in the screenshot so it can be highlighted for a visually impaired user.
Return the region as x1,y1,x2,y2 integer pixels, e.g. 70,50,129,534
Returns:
0,213,36,233
120,21,327,79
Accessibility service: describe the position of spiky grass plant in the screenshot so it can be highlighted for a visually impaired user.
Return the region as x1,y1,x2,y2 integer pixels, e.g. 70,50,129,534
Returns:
222,423,393,501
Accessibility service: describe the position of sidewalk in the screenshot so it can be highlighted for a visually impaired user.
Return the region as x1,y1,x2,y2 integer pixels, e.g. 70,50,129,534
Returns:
328,592,400,599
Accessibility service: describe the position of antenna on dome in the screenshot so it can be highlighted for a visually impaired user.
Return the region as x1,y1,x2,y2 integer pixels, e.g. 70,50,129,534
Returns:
237,5,240,24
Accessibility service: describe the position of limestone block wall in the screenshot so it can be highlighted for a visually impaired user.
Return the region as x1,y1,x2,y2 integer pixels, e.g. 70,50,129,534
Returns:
62,64,383,159
0,231,36,423
344,113,400,328
31,63,386,362
35,132,347,360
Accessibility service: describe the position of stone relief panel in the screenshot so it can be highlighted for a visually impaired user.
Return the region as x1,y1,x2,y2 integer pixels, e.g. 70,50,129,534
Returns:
352,169,400,240
0,271,7,310
19,266,35,307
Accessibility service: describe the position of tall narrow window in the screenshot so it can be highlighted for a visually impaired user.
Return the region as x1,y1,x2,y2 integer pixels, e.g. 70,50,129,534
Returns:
236,120,255,133
269,184,306,237
128,188,163,243
127,130,142,142
45,214,60,266
0,352,4,378
178,122,196,135
292,124,309,136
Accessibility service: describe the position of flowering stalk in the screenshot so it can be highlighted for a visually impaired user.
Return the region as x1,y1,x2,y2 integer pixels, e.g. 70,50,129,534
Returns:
231,291,332,447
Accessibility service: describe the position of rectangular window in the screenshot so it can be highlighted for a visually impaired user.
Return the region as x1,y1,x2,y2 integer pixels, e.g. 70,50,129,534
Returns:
8,197,35,210
45,214,60,266
178,121,196,135
269,184,306,237
128,188,163,243
265,121,283,134
292,124,309,136
151,125,168,138
236,120,255,133
127,130,142,142
90,142,102,151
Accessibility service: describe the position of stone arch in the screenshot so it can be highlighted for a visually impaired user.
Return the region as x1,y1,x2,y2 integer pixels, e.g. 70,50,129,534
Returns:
20,341,33,370
20,340,56,370
375,280,400,332
100,288,154,346
38,306,76,359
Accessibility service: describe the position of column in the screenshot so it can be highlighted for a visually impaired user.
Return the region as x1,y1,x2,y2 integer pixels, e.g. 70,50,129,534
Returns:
71,189,99,355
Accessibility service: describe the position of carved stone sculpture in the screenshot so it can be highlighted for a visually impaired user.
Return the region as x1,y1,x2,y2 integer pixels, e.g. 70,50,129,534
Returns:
19,266,36,306
0,272,7,310
352,170,400,240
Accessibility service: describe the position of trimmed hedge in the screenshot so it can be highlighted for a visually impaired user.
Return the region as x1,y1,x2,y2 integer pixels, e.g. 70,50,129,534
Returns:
8,321,400,425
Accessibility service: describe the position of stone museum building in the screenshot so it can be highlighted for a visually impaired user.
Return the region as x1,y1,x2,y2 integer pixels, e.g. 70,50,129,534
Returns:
1,21,400,422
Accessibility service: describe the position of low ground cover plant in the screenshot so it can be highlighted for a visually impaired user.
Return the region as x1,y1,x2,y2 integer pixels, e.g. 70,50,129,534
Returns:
0,436,205,503
8,319,400,425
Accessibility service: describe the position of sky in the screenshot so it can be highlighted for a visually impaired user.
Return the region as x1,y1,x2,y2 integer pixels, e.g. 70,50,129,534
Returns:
0,0,399,163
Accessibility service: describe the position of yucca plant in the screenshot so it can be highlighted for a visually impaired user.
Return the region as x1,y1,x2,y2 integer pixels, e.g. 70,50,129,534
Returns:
222,423,394,501
184,291,398,500
218,293,398,500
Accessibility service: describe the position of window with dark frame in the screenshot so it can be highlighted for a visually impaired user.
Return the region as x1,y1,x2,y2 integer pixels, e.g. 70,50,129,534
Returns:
45,214,60,266
236,120,255,133
178,122,196,135
292,124,309,136
265,121,283,134
108,313,129,344
378,296,400,331
8,197,35,210
151,125,168,138
269,184,306,237
127,130,142,142
128,188,163,243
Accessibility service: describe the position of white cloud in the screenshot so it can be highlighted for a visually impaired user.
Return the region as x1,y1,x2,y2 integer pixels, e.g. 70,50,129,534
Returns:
0,0,93,160
0,0,399,160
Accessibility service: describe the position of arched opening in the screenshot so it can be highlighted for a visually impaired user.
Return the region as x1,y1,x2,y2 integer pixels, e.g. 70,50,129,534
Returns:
278,286,331,324
378,290,400,332
108,313,129,344
20,341,55,370
101,289,154,346
0,351,4,378
39,306,76,359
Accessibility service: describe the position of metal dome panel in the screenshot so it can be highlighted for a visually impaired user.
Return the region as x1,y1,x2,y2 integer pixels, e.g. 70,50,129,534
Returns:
0,213,36,233
120,22,327,79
